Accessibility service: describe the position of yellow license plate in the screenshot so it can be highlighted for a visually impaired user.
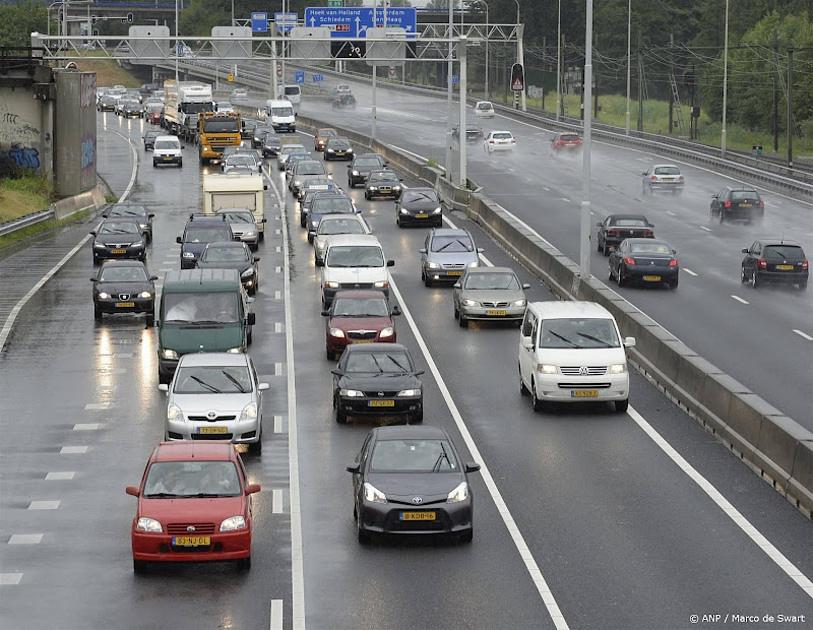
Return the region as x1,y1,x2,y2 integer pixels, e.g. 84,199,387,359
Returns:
447,271,463,276
368,399,395,407
115,302,135,308
199,426,228,434
352,339,375,344
486,309,508,316
642,275,661,282
776,264,794,270
163,156,173,161
740,203,752,207
415,213,429,219
110,248,127,254
172,536,211,547
401,512,436,521
572,390,599,398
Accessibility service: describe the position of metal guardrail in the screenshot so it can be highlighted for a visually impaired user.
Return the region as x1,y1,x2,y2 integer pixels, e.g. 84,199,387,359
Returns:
0,209,54,238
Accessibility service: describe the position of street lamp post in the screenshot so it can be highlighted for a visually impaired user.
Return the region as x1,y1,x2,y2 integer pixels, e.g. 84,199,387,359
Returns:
556,0,561,120
445,0,454,177
721,0,729,157
470,0,489,100
511,0,526,111
580,0,593,278
625,0,631,135
174,0,179,82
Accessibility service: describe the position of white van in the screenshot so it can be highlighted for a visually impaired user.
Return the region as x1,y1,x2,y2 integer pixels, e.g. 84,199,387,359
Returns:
264,99,296,133
518,301,635,413
282,84,301,106
321,234,394,308
152,135,183,167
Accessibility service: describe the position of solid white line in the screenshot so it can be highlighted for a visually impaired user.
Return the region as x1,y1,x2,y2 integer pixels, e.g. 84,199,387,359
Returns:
683,268,699,277
269,599,283,630
73,423,102,431
273,415,284,433
0,128,138,351
666,210,677,217
275,322,284,333
627,406,813,599
59,446,88,454
45,472,75,480
0,573,23,585
28,501,60,510
792,329,813,342
8,534,43,545
272,488,284,514
84,403,113,410
263,166,306,630
699,225,712,232
274,290,282,300
388,276,570,630
274,361,285,376
731,295,749,305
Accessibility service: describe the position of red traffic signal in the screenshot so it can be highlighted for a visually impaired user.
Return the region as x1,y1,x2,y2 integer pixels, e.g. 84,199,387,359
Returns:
510,63,524,92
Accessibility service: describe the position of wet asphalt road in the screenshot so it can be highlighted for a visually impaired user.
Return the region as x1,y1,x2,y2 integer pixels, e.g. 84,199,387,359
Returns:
0,112,811,630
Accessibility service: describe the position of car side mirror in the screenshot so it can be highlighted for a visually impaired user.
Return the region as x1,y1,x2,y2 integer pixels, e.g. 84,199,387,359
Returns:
262,218,268,223
741,248,749,254
253,257,261,263
245,483,261,495
453,282,461,289
181,146,186,150
331,369,344,377
176,236,182,244
315,259,324,267
258,383,270,391
641,172,647,176
247,313,256,326
391,305,401,316
89,230,97,236
125,486,140,497
624,336,636,348
477,248,484,253
346,164,351,168
346,464,360,474
321,309,329,316
90,277,97,282
102,213,109,218
711,194,718,199
522,338,533,350
148,213,155,218
596,222,602,227
414,370,425,376
671,249,677,255
264,184,268,190
418,248,426,254
386,259,395,267
150,275,159,281
158,383,169,392
465,462,481,473
522,283,531,289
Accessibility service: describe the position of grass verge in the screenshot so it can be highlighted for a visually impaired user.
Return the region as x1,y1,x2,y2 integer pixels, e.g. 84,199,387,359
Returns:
0,206,96,252
0,174,53,223
68,52,142,88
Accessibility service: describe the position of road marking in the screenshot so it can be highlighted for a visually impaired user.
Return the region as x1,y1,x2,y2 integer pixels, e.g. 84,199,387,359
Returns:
84,403,113,410
792,329,813,341
699,225,712,232
60,446,88,454
543,186,551,191
45,472,75,480
0,574,23,585
388,277,570,630
683,268,698,277
275,322,285,333
274,361,285,376
666,210,677,217
276,246,282,253
731,295,749,305
275,228,282,235
274,290,282,300
73,423,102,431
272,488,284,514
269,599,283,630
627,406,813,600
273,415,284,433
276,266,282,274
28,501,60,510
8,534,43,545
262,166,305,630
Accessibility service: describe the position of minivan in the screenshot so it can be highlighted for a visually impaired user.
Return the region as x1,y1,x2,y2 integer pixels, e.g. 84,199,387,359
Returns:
321,234,394,308
518,301,634,413
264,99,296,133
282,84,301,106
152,135,183,167
157,269,255,384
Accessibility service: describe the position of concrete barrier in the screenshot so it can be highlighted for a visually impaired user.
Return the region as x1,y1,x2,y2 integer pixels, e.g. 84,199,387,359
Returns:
52,183,108,220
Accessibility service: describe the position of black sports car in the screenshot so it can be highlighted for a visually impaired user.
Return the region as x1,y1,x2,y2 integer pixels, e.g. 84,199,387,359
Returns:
346,425,480,543
710,187,765,224
91,260,157,325
365,170,402,201
347,154,387,188
608,238,679,289
396,188,443,227
324,137,354,161
103,204,155,243
196,240,260,295
596,214,654,256
91,219,146,265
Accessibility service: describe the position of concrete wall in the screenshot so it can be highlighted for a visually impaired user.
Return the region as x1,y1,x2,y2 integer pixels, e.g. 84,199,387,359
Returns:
54,71,97,197
0,87,48,176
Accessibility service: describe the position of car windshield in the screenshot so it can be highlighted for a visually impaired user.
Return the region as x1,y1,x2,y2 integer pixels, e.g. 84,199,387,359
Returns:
731,191,759,201
99,266,147,282
205,120,239,133
332,297,389,317
99,222,140,235
296,162,325,176
539,318,620,349
284,87,300,96
431,235,473,253
612,218,648,227
109,205,147,218
654,166,680,175
356,158,383,169
281,145,305,155
493,132,513,140
313,198,354,214
371,439,458,473
163,292,239,323
319,129,337,137
328,140,350,149
369,173,397,184
464,272,519,290
173,365,251,394
318,218,365,236
763,245,804,262
221,211,254,224
184,227,231,243
264,136,281,146
143,461,241,497
271,106,294,117
477,102,492,110
227,156,255,167
217,102,233,109
202,246,249,263
344,351,411,374
403,190,439,204
326,245,383,268
154,140,178,150
629,242,672,254
146,104,163,113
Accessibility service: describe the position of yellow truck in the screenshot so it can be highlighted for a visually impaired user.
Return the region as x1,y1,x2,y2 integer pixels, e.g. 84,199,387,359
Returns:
197,111,242,164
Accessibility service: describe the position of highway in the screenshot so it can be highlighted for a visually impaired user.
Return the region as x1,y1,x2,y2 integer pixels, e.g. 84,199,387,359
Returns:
0,110,811,629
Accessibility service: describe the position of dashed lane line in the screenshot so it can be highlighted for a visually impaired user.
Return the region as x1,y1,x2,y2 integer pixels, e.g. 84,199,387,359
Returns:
792,329,813,342
683,268,699,277
731,295,750,305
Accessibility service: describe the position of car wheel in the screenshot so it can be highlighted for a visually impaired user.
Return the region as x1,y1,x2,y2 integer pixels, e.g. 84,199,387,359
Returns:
249,435,262,454
326,348,335,361
94,305,103,322
334,399,347,424
133,559,148,574
300,214,307,228
236,556,251,571
719,210,725,224
145,312,155,328
357,517,371,544
798,281,808,291
152,160,157,167
364,192,370,201
408,411,423,425
458,314,468,328
741,268,748,284
453,305,459,319
396,216,401,227
750,270,759,288
531,380,544,412
424,276,432,288
459,528,473,544
602,242,609,256
668,279,678,290
307,233,314,244
597,238,603,253
247,328,253,345
617,268,627,287
614,399,629,413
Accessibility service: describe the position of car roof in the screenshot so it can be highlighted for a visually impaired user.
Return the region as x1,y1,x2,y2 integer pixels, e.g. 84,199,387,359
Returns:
325,234,381,247
318,213,363,222
725,186,759,192
623,238,672,246
653,164,679,169
162,268,241,291
109,203,147,211
186,215,228,226
355,153,383,160
155,135,179,142
402,187,436,194
100,217,140,225
372,425,449,441
99,259,147,268
465,266,515,275
332,289,389,300
526,300,614,320
204,240,246,249
431,228,470,238
177,352,249,367
759,239,803,247
369,170,397,178
152,441,236,462
344,342,408,353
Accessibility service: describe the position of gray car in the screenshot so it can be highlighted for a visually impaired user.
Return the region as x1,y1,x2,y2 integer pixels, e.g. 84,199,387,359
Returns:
420,228,482,287
222,153,262,175
452,266,530,328
217,208,262,250
158,352,268,454
277,144,308,171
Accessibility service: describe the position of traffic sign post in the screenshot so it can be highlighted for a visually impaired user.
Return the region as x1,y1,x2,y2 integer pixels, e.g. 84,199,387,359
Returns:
274,12,297,34
251,12,268,34
294,70,305,84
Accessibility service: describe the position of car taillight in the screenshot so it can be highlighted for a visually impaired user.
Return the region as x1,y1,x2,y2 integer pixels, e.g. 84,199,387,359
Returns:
668,258,678,268
650,175,657,181
623,256,636,266
802,259,809,270
608,229,620,237
643,229,653,237
678,175,684,181
723,200,732,208
758,200,764,208
757,258,767,269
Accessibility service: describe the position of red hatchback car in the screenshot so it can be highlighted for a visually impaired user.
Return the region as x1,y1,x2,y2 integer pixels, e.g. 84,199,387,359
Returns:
322,290,400,361
551,132,583,152
126,442,260,573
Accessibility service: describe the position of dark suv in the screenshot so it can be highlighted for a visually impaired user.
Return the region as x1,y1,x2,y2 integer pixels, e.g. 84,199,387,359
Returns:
741,239,808,290
347,153,387,188
176,215,235,269
710,187,764,224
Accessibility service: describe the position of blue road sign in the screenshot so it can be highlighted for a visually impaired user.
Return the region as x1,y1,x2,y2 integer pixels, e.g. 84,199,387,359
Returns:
451,74,459,85
274,12,298,34
304,7,416,38
294,70,305,84
312,73,324,82
251,12,268,33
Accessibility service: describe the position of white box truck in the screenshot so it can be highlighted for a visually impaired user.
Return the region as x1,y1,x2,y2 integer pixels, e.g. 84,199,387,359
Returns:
202,172,269,241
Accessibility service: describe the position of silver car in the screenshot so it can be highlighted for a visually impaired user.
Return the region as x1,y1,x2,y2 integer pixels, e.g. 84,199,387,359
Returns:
277,144,308,171
217,208,262,250
159,352,269,454
420,228,482,287
452,266,529,328
641,164,684,195
222,153,261,175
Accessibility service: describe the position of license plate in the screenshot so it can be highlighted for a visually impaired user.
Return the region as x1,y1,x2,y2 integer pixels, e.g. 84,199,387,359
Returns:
352,339,375,344
163,156,173,161
110,248,127,254
199,426,228,434
486,309,508,316
571,390,599,398
115,302,135,308
415,213,429,219
642,275,662,282
172,536,211,547
400,512,436,521
368,399,395,407
447,271,463,276
776,264,794,271
740,203,752,208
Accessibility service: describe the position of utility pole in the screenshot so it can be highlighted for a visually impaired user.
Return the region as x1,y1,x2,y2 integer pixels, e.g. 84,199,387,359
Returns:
772,32,779,153
593,73,598,118
580,0,594,279
459,35,467,187
556,0,561,121
624,0,631,135
721,0,729,157
636,32,643,132
668,33,674,135
787,47,794,168
445,0,454,178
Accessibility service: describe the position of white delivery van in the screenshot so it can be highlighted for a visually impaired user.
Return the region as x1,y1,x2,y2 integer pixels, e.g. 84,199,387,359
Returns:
264,99,296,133
321,234,394,308
518,301,635,413
202,172,268,241
282,84,301,106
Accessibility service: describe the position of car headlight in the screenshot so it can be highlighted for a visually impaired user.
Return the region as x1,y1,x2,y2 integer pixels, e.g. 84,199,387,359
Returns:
241,268,255,279
340,389,364,397
227,346,243,354
393,185,401,191
399,208,409,214
311,220,319,228
537,364,557,374
352,170,359,176
161,348,179,360
167,404,183,422
325,281,340,289
327,149,335,153
93,242,105,249
379,327,394,338
467,261,479,268
329,327,345,338
427,262,440,269
367,186,377,191
513,299,527,307
135,517,162,533
240,402,257,422
373,281,388,289
433,206,442,214
294,180,301,187
447,482,469,503
461,299,478,307
220,515,247,532
182,251,195,259
363,482,387,504
139,291,152,299
139,223,148,229
609,363,627,374
98,292,111,299
244,231,257,237
396,388,420,397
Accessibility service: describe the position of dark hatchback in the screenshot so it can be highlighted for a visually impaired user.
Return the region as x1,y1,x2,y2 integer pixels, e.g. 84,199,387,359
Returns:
596,214,654,256
346,425,480,543
91,219,146,265
322,290,400,360
365,170,402,201
103,203,155,243
396,188,443,227
347,154,387,187
609,238,679,289
741,239,808,290
331,343,423,425
253,125,274,149
196,240,260,295
120,100,142,118
710,187,765,224
142,130,161,152
177,215,235,270
261,133,282,158
91,260,157,325
324,137,354,161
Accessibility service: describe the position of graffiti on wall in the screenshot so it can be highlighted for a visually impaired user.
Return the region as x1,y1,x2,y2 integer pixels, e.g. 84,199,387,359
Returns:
0,102,41,171
80,136,95,171
6,144,40,170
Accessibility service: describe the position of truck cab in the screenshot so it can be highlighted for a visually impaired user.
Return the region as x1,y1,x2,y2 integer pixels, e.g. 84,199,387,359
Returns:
198,112,242,164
